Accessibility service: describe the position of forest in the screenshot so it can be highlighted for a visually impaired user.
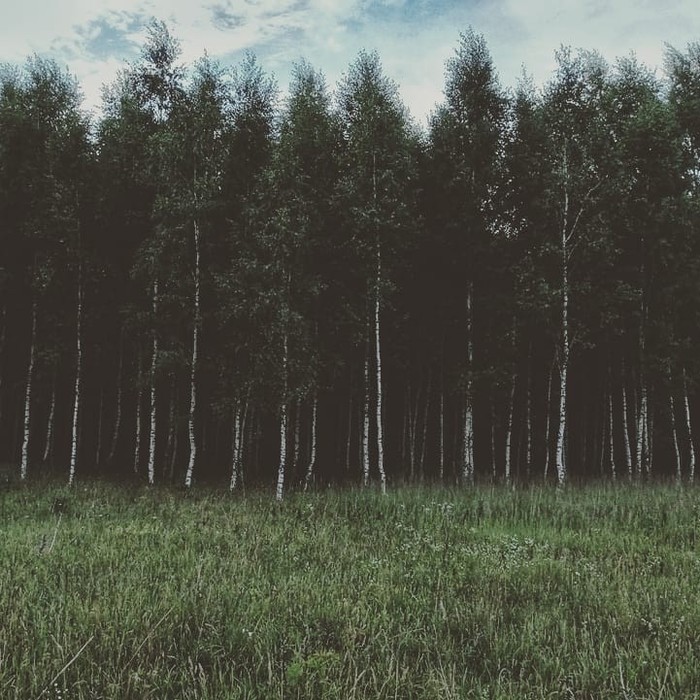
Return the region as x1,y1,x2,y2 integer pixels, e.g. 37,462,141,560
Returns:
2,21,700,495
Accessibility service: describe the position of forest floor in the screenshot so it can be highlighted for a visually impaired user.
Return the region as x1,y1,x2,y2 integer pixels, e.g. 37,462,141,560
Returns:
1,479,700,699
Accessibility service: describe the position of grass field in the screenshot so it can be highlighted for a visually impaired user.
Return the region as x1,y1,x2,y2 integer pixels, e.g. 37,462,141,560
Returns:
2,480,700,699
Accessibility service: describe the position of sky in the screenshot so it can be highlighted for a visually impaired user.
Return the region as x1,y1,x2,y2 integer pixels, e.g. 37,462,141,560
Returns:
1,0,699,127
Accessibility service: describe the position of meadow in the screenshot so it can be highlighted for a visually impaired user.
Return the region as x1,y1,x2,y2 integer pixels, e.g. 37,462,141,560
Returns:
2,480,700,699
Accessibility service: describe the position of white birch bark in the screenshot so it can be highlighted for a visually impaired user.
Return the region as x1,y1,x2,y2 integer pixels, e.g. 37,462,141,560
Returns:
147,278,159,485
304,393,319,491
362,324,370,487
185,219,202,489
683,368,695,481
374,243,386,495
371,150,387,495
68,263,83,487
525,354,532,479
229,403,243,491
621,379,633,479
544,360,553,481
275,330,289,501
43,374,56,464
462,284,474,484
134,349,143,473
636,381,649,478
608,391,617,481
20,301,37,481
555,223,569,487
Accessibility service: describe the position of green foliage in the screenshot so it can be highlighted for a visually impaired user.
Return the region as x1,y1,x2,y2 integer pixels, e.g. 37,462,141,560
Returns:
2,482,700,698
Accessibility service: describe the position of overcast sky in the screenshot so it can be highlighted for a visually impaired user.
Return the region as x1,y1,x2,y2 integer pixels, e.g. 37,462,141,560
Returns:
1,0,698,127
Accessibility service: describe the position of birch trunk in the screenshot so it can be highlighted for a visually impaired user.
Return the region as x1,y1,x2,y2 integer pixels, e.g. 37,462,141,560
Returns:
555,238,569,487
147,278,159,486
637,380,649,478
276,329,289,501
362,320,370,487
229,402,243,491
683,369,695,481
304,393,319,491
185,219,201,489
525,352,532,479
293,398,302,473
107,330,124,463
608,391,617,481
543,360,554,481
43,373,56,464
462,283,475,483
166,372,177,480
20,301,37,481
374,240,386,495
68,262,83,487
621,378,633,479
134,349,143,473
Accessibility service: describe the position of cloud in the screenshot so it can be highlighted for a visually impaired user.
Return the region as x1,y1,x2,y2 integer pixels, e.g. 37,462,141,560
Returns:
0,0,698,123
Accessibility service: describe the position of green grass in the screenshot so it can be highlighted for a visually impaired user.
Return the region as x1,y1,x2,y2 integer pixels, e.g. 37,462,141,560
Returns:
2,481,700,699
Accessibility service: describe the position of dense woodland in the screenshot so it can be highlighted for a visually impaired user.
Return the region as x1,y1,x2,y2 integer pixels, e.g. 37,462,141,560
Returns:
1,22,700,494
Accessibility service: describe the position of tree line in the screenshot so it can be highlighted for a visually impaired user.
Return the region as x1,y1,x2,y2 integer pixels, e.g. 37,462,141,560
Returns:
1,22,699,495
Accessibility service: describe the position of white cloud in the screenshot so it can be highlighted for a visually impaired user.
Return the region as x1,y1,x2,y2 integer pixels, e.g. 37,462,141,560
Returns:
1,0,698,123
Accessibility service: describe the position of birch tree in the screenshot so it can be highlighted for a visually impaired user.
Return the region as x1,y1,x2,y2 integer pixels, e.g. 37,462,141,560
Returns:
337,51,420,493
429,30,506,484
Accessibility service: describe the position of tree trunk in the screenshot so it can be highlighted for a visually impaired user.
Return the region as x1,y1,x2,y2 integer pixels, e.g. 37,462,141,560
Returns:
43,373,56,465
419,370,431,480
95,386,104,467
134,348,144,474
463,283,475,483
671,391,682,483
543,359,553,482
68,262,83,487
622,376,633,480
165,372,177,481
505,372,516,483
374,241,386,495
608,390,617,481
345,380,353,473
683,368,695,482
147,278,159,485
293,397,302,474
276,328,289,501
107,330,125,464
20,300,38,481
304,393,319,491
362,318,371,487
185,219,202,489
556,248,569,487
439,362,445,482
0,304,5,428
230,401,245,491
